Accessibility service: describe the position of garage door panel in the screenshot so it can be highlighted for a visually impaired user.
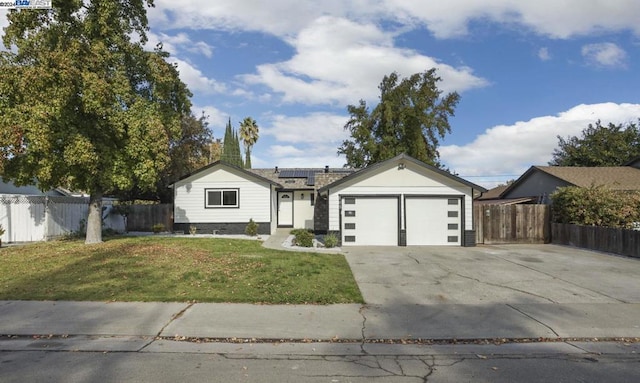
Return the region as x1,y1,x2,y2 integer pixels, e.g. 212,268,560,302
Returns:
342,197,398,246
406,197,461,246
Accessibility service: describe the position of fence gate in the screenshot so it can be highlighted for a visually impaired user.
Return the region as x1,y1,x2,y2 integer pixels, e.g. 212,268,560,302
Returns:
474,204,550,244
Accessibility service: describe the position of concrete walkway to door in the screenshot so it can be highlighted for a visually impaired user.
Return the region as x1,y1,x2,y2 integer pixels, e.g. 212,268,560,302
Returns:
261,228,291,250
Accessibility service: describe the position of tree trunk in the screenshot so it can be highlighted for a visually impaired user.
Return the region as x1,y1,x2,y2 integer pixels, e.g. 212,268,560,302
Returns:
85,191,103,244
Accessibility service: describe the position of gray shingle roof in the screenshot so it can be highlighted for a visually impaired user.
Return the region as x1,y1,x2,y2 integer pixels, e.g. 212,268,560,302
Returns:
534,166,640,190
248,168,355,190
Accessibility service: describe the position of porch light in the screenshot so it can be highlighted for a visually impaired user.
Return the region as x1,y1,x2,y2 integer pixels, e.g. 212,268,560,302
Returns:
398,162,406,170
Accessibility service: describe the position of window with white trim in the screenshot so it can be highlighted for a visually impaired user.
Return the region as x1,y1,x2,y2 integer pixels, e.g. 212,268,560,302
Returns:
205,189,239,208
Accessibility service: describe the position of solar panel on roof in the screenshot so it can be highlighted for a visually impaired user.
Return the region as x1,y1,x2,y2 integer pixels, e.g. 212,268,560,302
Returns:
307,173,316,186
277,170,297,178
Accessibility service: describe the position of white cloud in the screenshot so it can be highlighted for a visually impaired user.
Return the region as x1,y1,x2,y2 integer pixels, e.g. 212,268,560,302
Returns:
268,145,305,157
252,112,350,168
582,42,628,68
538,47,551,61
0,10,8,31
167,57,227,94
440,103,640,187
149,0,640,39
262,112,349,144
192,104,228,134
146,31,214,58
385,0,640,39
264,143,346,168
242,16,488,106
149,0,383,37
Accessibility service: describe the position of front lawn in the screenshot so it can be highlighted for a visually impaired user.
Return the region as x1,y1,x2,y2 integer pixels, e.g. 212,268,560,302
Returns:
0,236,363,304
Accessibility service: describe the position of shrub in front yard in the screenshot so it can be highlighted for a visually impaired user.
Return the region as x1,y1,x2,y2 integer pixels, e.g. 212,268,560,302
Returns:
323,233,338,248
293,229,314,247
245,219,259,236
152,223,165,233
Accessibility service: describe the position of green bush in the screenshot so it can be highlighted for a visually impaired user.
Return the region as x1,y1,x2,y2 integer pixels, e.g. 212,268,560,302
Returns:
245,219,259,236
152,223,165,233
323,233,338,248
551,185,640,229
293,229,314,247
290,228,312,236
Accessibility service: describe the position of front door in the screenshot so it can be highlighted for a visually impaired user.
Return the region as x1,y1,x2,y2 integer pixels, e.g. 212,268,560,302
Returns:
277,192,293,227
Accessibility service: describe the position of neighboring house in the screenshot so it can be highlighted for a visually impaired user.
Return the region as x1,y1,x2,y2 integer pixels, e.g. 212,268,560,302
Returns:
172,153,487,247
0,177,70,197
499,162,640,204
475,184,543,205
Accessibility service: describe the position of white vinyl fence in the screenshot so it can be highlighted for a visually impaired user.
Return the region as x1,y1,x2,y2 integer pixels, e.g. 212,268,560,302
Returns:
0,195,125,243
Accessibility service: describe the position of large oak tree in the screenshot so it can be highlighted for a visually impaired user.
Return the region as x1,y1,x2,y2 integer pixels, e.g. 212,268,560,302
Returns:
0,0,191,243
339,69,460,168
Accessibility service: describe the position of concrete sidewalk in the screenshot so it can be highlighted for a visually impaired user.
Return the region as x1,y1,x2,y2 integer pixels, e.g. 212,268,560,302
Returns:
2,300,640,342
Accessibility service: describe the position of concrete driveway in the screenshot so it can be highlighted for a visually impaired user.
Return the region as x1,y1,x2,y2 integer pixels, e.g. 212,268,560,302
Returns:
343,244,640,339
343,244,640,306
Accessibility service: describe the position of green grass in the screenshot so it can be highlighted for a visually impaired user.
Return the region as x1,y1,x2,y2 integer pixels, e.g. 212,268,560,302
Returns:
0,236,363,304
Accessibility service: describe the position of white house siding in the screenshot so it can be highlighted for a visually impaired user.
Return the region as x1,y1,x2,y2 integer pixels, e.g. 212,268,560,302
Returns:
293,190,315,229
173,166,271,225
327,161,474,239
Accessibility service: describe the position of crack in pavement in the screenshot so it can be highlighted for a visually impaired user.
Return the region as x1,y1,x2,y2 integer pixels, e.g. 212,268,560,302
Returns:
358,305,368,355
490,253,628,304
406,253,420,264
138,302,195,352
506,304,560,337
303,355,440,381
432,262,559,304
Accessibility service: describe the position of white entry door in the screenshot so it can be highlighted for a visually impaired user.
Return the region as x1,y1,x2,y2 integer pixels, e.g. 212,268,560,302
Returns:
277,192,293,226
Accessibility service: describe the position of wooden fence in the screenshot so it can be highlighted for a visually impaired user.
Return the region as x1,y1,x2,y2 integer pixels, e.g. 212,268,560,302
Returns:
0,195,125,243
551,223,640,258
126,203,173,232
474,204,550,244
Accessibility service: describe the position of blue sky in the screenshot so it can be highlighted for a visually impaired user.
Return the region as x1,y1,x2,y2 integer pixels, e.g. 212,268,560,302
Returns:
3,1,640,187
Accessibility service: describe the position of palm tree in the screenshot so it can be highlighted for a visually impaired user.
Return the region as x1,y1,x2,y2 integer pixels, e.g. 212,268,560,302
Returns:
239,117,259,168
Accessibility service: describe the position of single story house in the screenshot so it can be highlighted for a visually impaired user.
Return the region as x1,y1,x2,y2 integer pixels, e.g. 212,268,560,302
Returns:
172,153,487,246
0,177,71,197
499,158,640,204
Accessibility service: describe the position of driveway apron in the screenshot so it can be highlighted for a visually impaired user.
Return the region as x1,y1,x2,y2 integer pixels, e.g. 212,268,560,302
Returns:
343,244,640,339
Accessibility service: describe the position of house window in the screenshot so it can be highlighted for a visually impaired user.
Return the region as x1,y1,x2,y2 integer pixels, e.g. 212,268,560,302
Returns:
344,197,356,204
345,210,356,217
345,223,356,230
448,236,459,243
310,193,315,206
205,189,239,208
448,223,458,230
447,211,458,218
448,198,459,205
344,235,356,242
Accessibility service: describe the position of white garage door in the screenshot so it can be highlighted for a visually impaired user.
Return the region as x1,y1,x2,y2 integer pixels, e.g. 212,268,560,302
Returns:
406,197,461,246
342,197,398,246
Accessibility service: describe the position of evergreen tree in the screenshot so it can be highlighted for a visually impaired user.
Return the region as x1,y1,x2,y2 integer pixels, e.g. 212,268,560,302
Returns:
221,118,243,167
339,69,459,168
